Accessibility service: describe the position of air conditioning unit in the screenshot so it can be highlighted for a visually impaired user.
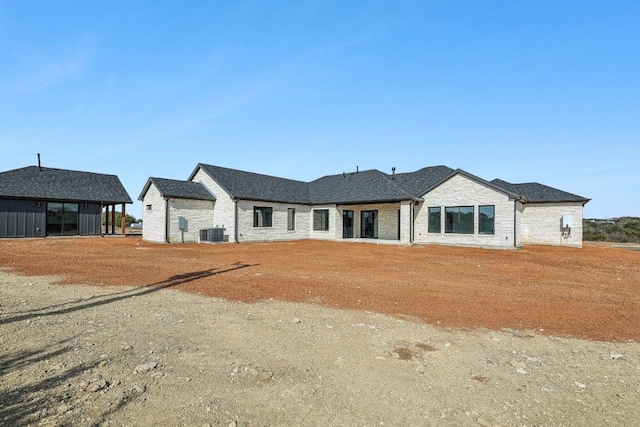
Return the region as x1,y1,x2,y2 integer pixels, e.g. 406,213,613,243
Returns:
199,227,228,243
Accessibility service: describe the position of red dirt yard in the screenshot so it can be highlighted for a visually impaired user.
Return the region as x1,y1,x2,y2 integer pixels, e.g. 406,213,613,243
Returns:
1,237,638,342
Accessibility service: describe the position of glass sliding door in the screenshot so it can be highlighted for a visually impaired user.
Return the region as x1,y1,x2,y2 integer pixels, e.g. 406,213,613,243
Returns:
63,203,79,235
46,202,79,236
46,202,63,236
343,210,354,238
361,210,378,238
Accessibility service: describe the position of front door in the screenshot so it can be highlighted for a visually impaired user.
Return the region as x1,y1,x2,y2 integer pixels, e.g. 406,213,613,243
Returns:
361,210,378,238
343,210,354,238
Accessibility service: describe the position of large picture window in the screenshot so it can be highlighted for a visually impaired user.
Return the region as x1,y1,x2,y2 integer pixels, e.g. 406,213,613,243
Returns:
253,206,272,227
287,208,295,231
428,207,441,233
479,205,495,235
313,209,329,231
46,202,79,236
445,206,474,234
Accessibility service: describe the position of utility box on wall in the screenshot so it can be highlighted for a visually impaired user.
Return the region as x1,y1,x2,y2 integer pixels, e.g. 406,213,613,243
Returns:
178,216,187,231
561,215,572,229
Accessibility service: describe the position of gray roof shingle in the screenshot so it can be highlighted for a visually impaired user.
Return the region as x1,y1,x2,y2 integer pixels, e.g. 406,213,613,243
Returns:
392,165,456,197
171,163,588,206
0,166,132,204
193,164,310,203
309,169,414,204
491,179,589,203
138,177,216,201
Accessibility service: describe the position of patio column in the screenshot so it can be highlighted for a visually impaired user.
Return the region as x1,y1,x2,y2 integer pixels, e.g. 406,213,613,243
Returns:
105,204,110,235
121,203,126,235
111,206,116,235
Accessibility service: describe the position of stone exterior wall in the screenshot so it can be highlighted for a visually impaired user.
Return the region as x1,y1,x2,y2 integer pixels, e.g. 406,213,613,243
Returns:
521,202,584,247
236,200,311,242
414,174,517,248
167,198,215,243
400,201,412,244
148,166,584,248
336,203,404,241
515,201,523,248
309,205,338,240
190,168,236,241
141,184,167,243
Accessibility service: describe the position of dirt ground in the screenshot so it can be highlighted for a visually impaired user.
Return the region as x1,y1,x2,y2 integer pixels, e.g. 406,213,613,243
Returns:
1,237,639,426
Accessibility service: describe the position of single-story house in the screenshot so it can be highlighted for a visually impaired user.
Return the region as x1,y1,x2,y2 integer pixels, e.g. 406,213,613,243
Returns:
139,163,589,248
0,165,133,238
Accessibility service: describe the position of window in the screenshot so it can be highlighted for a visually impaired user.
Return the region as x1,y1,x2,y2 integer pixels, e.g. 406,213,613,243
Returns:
428,207,441,233
46,202,79,236
445,206,474,234
145,205,152,211
287,208,295,231
313,209,329,231
253,207,273,227
479,205,495,235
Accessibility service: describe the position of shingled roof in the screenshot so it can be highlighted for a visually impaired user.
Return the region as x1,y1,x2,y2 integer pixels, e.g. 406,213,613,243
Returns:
138,177,216,201
309,169,414,204
0,166,132,204
391,165,456,197
192,164,310,204
161,163,588,205
491,179,589,203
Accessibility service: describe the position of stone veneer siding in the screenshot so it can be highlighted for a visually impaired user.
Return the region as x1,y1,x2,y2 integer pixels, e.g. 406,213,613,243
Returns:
141,183,167,243
336,203,407,242
190,168,237,241
309,205,338,240
521,202,584,247
236,201,311,242
167,198,215,243
414,174,517,248
515,201,523,248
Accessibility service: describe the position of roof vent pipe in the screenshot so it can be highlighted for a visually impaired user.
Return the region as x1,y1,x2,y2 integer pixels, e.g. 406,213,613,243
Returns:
342,172,345,179
37,153,42,171
356,166,359,174
392,167,396,180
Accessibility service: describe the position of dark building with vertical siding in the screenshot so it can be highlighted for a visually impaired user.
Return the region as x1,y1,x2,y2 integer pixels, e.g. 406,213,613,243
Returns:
0,166,132,238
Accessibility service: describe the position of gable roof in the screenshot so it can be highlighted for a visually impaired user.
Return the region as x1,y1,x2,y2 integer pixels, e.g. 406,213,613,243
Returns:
392,165,456,197
309,169,414,204
138,177,216,201
491,179,590,204
153,163,588,206
0,166,132,204
394,166,524,200
191,163,310,204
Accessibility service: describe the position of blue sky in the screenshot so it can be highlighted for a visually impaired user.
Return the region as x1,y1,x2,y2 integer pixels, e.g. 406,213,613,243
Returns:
1,1,638,219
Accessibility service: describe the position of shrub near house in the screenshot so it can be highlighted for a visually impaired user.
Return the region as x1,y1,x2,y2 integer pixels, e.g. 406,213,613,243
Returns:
583,217,640,243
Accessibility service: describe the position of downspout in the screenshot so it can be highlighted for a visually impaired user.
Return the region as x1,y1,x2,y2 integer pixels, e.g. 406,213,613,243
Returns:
234,199,239,243
513,201,517,248
410,200,414,245
164,198,169,243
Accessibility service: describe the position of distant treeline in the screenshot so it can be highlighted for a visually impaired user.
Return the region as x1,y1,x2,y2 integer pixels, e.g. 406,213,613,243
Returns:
583,217,640,243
